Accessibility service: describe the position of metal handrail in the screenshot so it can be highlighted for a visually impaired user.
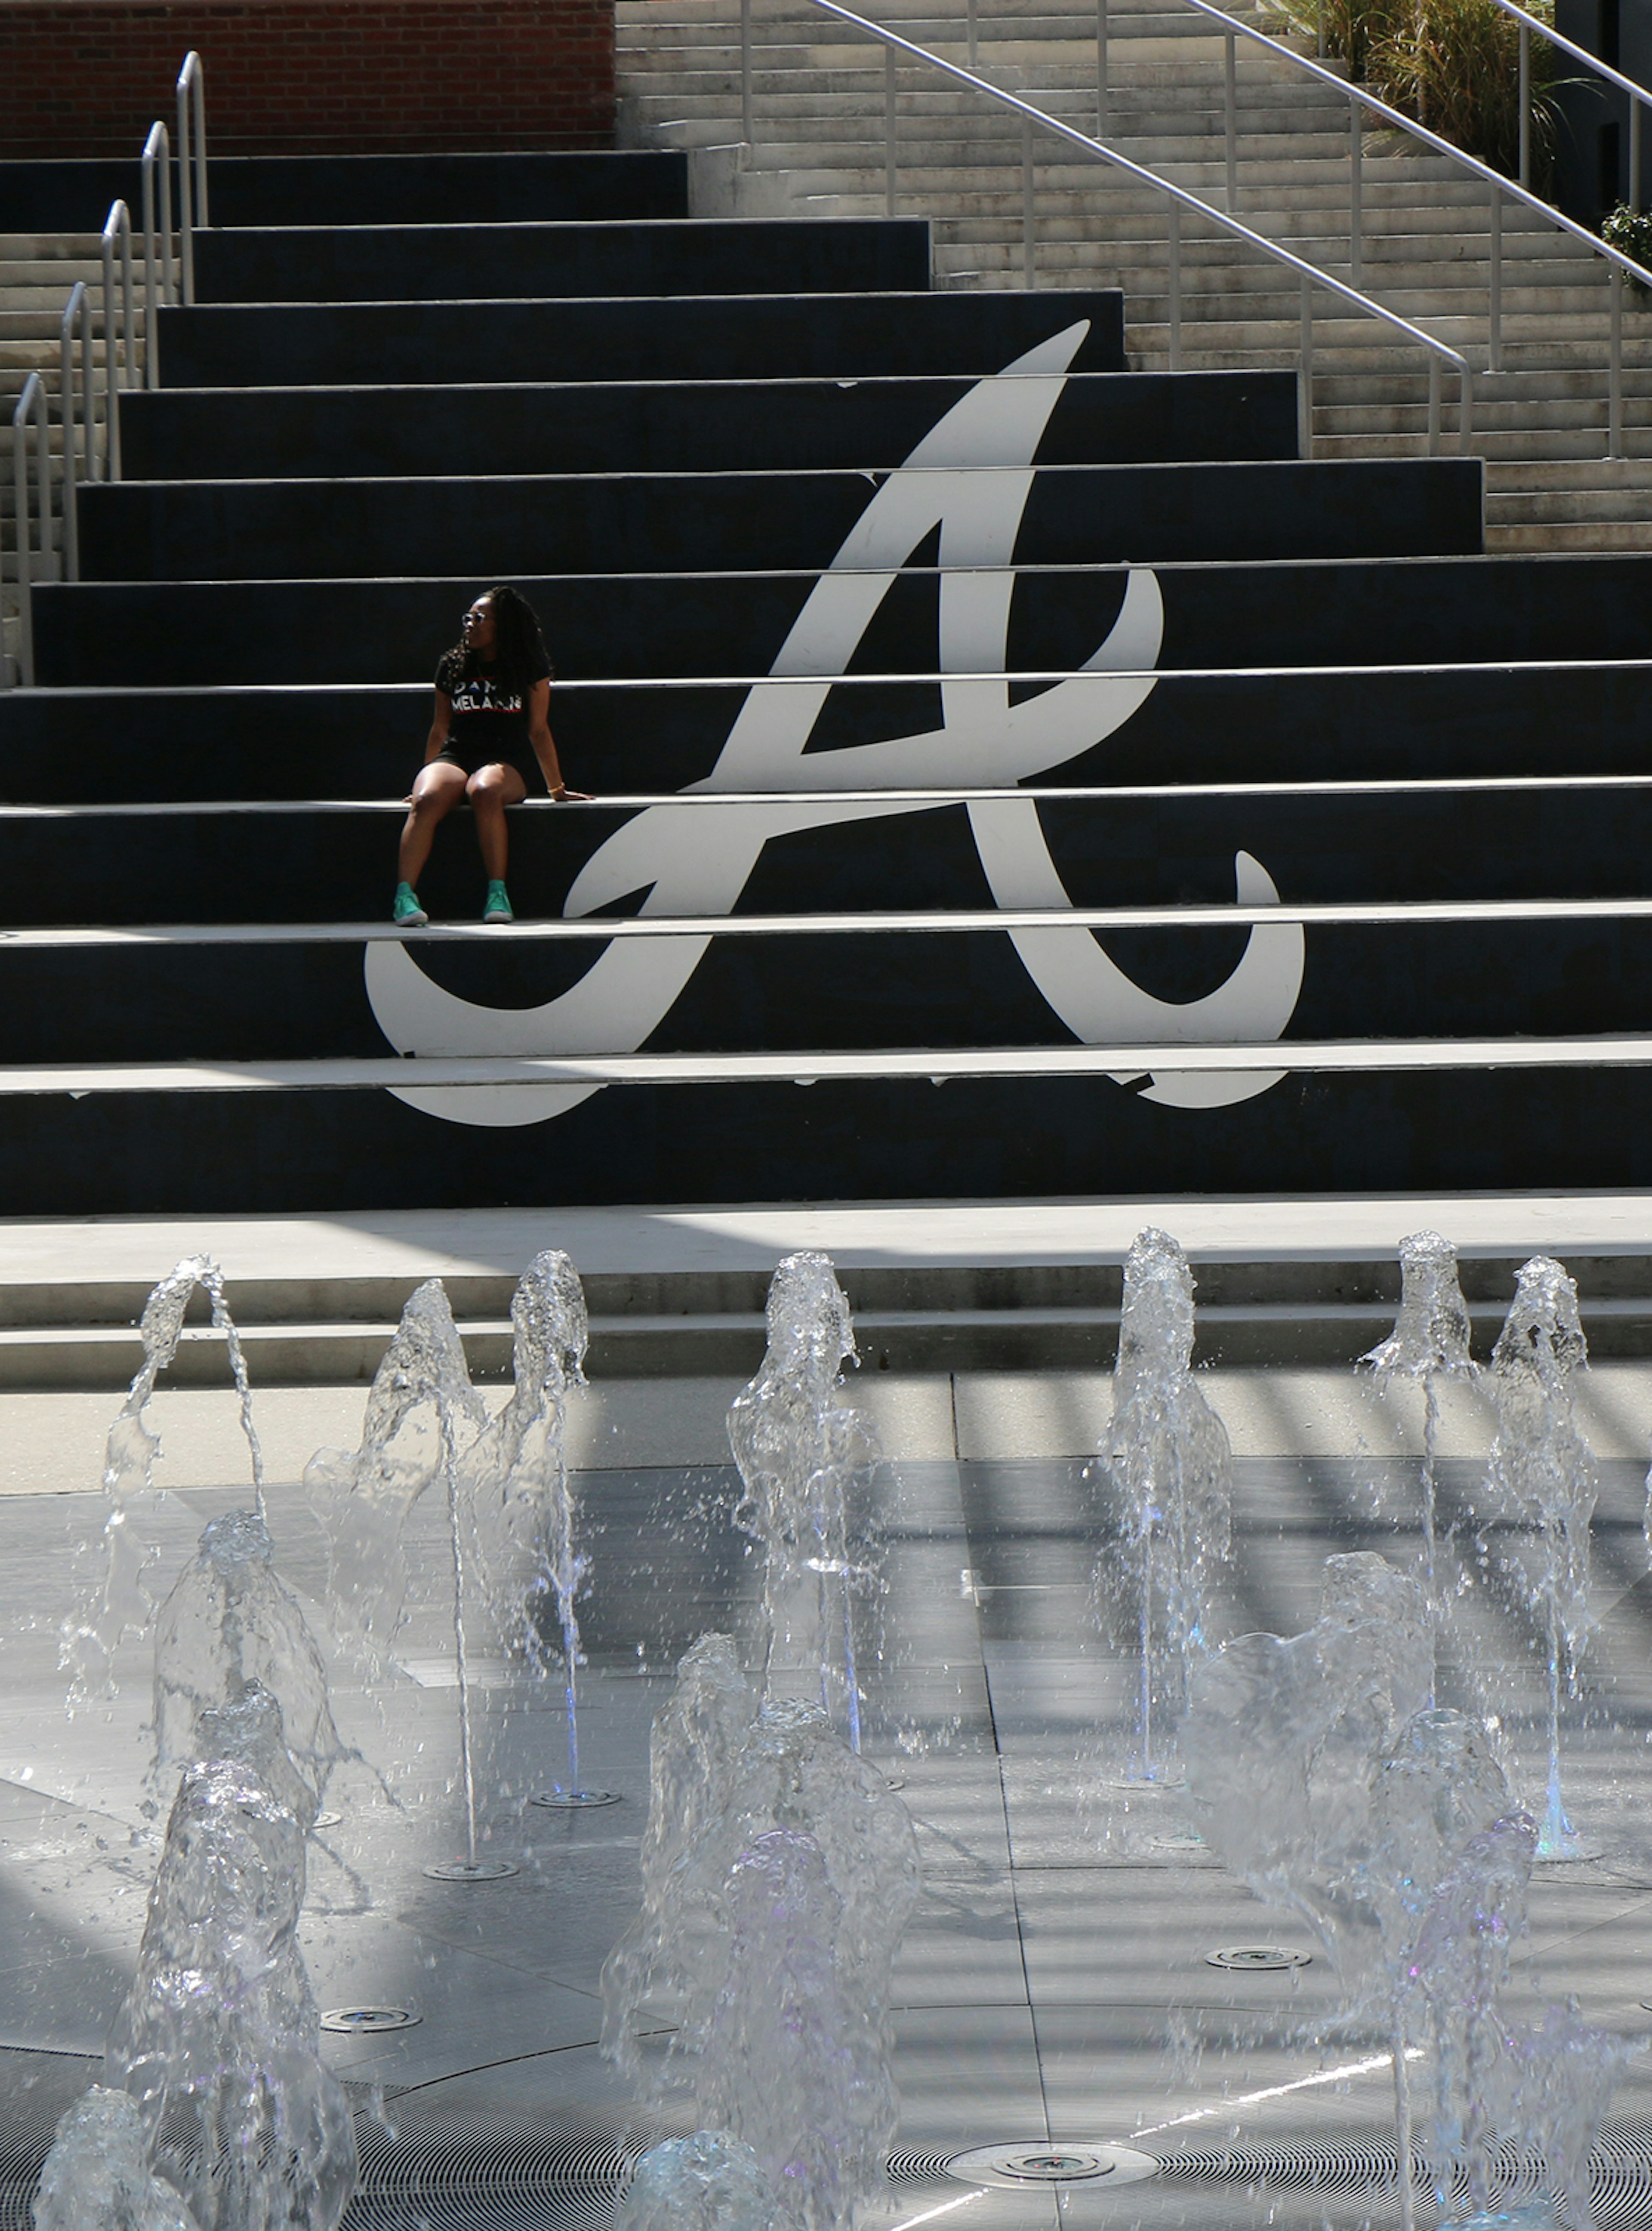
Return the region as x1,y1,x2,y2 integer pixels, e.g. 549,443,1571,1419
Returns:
176,51,208,304
1485,0,1648,203
4,62,203,692
6,376,51,690
1153,0,1652,400
141,120,176,390
99,201,137,481
751,0,1473,453
57,283,94,583
766,0,1649,453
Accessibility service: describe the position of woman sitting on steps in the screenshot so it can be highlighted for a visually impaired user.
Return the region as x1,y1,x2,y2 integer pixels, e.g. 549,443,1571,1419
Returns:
392,584,588,928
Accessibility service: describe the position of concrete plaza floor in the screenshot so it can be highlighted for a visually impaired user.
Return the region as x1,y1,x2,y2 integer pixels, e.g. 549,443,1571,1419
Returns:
3,1343,1652,2227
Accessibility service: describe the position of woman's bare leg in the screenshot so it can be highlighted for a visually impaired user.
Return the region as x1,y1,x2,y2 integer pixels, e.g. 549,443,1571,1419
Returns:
466,763,528,882
398,762,468,885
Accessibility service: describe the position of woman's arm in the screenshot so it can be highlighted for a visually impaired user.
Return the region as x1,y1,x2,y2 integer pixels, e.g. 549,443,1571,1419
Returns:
527,679,591,801
424,689,453,764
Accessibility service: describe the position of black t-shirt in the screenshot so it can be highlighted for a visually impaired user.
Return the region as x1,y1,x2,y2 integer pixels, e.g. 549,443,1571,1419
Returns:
435,648,552,769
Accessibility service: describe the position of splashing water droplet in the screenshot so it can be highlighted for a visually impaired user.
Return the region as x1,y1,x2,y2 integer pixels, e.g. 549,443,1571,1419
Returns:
31,2086,201,2231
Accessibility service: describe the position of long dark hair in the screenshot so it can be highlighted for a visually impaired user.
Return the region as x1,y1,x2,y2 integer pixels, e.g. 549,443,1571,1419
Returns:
447,584,554,696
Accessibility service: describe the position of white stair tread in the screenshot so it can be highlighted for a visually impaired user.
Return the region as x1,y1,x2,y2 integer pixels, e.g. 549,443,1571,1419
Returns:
17,1034,1652,1094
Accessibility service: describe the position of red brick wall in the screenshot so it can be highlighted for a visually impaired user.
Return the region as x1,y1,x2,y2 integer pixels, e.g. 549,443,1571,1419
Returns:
0,0,615,154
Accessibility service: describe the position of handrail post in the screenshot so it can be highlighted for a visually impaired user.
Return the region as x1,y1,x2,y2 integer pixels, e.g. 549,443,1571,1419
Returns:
968,0,978,68
141,122,176,309
1096,0,1107,137
57,284,92,582
1518,19,1530,189
9,374,49,689
1609,266,1624,459
140,121,173,392
100,200,135,481
1224,31,1238,211
1022,112,1036,285
1349,98,1362,291
1427,355,1442,455
885,43,897,217
1488,186,1503,373
70,280,94,484
1458,364,1473,456
1299,270,1313,455
1168,201,1182,372
741,0,753,142
176,51,206,302
1633,96,1643,214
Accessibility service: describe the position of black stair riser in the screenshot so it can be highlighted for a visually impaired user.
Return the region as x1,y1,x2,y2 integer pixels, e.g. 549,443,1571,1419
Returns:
6,1065,1652,1217
8,663,1652,798
3,788,1649,925
9,917,1652,1062
118,371,1298,481
158,290,1127,388
28,552,1648,691
0,151,689,231
192,219,933,304
74,460,1483,584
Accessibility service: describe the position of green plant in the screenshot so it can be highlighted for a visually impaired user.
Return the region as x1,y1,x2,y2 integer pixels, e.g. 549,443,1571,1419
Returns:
1262,0,1406,80
1365,0,1563,183
1601,202,1652,297
1262,0,1564,187
1332,0,1410,81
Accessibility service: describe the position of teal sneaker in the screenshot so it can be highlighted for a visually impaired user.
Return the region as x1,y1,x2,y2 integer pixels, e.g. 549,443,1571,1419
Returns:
483,880,514,924
392,883,428,928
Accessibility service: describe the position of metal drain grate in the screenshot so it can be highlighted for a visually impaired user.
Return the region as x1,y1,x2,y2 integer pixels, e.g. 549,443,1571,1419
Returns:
0,2052,959,2231
348,2112,638,2231
885,2151,956,2182
348,2114,959,2228
1159,2138,1404,2197
1157,2117,1652,2228
7,2046,1652,2231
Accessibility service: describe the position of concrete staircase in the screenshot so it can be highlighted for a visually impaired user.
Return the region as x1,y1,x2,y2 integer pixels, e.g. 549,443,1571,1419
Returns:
11,1241,1652,1385
616,0,1652,549
0,233,106,441
1,236,83,668
0,233,128,677
8,135,1652,1235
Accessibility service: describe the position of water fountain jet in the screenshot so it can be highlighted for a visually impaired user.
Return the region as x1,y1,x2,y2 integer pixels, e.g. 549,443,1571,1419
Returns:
1187,1555,1635,2231
728,1254,884,1748
1183,1550,1431,1993
603,1663,918,2231
305,1279,513,1878
465,1249,613,1805
1364,1229,1478,1699
31,2086,201,2231
1096,1228,1232,1785
65,1257,267,1707
1482,1256,1598,1859
150,1509,348,1824
106,1688,358,2231
616,2131,783,2231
